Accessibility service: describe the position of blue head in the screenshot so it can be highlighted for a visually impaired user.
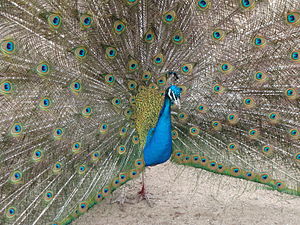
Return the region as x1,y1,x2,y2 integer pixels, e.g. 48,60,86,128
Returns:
166,85,182,106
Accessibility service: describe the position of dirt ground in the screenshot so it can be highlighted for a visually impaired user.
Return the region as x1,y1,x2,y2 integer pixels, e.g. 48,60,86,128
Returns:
74,162,300,225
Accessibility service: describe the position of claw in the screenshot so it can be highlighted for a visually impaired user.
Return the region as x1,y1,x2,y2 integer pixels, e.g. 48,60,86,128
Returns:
137,172,154,207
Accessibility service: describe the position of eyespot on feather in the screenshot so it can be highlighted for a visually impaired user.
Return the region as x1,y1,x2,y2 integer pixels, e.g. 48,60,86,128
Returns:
113,20,126,34
243,97,256,109
102,186,111,197
128,59,139,72
36,62,50,77
212,29,225,41
48,14,62,29
0,80,13,95
285,11,300,26
239,0,256,10
253,71,268,83
162,10,176,24
227,143,239,151
153,53,165,66
99,123,108,134
9,171,23,184
0,39,16,55
80,14,93,29
105,47,117,59
196,0,211,11
5,206,17,219
248,129,260,140
10,122,24,137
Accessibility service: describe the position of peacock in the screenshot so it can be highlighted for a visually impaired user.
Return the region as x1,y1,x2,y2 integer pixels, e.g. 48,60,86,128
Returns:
0,0,299,224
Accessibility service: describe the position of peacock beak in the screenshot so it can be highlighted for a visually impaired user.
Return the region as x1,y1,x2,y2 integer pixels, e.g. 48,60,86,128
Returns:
172,91,181,109
175,98,181,109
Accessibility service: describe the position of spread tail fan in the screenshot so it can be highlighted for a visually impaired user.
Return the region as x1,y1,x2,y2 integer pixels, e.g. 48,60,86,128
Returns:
0,0,299,224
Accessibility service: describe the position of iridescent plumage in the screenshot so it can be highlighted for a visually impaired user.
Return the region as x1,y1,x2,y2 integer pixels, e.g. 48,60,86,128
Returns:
0,0,300,224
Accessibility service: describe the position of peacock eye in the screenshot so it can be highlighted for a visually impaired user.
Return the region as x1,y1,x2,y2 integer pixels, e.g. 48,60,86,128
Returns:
213,85,220,92
214,32,220,39
48,14,62,29
79,49,85,56
36,62,50,76
152,53,165,66
6,207,17,218
172,30,185,45
182,66,189,72
70,80,82,94
255,38,262,45
286,12,300,25
197,0,211,10
174,35,180,41
114,21,126,34
82,106,92,117
163,11,176,24
240,0,255,9
39,97,52,110
242,0,250,7
128,59,139,71
9,208,15,215
53,128,64,140
10,123,23,137
84,17,91,25
74,82,80,90
52,16,60,25
109,50,114,56
166,15,173,21
74,47,88,59
1,40,16,54
198,0,207,7
4,82,11,91
104,74,115,85
144,29,156,43
290,50,300,62
222,64,228,70
9,170,23,184
219,62,234,74
146,34,153,40
105,47,117,59
80,14,93,28
284,88,298,100
1,81,13,94
79,49,86,56
256,73,262,79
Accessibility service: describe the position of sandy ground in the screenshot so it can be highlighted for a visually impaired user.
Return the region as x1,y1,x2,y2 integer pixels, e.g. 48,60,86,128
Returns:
74,162,300,225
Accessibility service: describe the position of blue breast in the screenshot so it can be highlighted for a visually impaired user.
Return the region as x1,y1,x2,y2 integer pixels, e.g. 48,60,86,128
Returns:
143,97,172,166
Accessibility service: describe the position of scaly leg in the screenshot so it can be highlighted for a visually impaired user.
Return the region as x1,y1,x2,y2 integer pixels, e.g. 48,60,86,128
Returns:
138,171,153,207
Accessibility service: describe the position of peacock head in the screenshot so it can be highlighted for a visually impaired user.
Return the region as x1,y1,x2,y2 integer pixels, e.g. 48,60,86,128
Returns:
167,85,182,107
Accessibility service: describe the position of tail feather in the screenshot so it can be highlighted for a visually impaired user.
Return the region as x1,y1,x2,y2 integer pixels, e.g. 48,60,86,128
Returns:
0,0,300,224
172,0,300,196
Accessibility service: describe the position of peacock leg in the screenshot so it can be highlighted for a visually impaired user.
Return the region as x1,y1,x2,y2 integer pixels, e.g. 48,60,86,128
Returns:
138,171,154,207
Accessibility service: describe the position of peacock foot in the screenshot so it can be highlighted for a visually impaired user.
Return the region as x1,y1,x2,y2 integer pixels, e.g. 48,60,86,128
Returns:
138,185,154,207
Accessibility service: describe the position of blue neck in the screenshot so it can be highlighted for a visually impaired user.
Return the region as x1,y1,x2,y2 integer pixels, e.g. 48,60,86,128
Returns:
143,96,173,166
